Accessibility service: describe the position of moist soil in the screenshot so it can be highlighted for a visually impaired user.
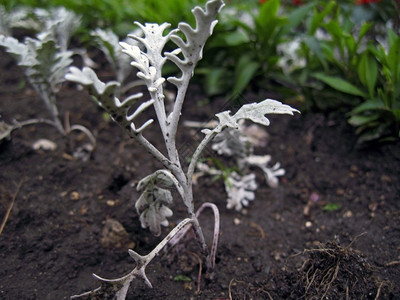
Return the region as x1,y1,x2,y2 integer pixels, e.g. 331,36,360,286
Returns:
0,48,399,300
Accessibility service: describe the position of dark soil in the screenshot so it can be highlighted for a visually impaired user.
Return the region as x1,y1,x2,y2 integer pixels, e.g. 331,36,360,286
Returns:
0,47,399,300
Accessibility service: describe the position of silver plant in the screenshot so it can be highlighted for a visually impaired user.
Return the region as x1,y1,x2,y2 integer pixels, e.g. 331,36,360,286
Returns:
0,9,95,154
66,0,299,298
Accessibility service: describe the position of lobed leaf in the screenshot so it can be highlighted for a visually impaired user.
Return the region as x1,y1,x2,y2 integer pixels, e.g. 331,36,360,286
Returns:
225,173,257,211
165,0,225,87
135,169,183,236
210,99,299,134
66,66,155,134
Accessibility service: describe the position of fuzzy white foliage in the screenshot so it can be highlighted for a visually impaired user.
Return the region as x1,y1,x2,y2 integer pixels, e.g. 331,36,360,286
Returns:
203,99,299,137
66,66,155,134
165,0,224,87
67,1,299,299
0,6,34,36
0,33,73,133
226,173,258,211
192,99,297,211
34,7,81,51
211,120,253,158
91,28,135,83
135,170,183,236
0,33,73,92
120,22,171,94
244,155,285,188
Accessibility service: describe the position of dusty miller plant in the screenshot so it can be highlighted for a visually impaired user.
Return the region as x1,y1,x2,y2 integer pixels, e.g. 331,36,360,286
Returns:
66,0,298,298
0,7,95,154
193,120,286,211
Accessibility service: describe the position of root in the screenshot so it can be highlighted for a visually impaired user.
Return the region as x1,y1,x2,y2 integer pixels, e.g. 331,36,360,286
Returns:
296,235,377,299
228,278,273,300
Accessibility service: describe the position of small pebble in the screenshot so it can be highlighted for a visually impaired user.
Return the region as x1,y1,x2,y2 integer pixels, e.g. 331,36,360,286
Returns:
32,139,57,151
305,221,312,228
70,191,80,200
343,210,353,218
106,200,116,206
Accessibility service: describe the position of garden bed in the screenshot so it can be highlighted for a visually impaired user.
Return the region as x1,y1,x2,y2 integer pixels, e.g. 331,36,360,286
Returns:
0,49,399,299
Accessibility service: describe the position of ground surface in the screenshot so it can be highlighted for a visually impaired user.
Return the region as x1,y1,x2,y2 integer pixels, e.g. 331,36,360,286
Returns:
0,48,399,300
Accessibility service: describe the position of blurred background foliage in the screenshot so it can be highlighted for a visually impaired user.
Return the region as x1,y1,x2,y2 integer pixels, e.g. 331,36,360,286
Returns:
1,0,399,144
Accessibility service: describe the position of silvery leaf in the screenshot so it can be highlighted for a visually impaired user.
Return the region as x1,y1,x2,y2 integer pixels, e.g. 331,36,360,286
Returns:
245,155,285,188
225,173,257,211
166,0,225,87
66,67,154,134
91,28,133,83
135,170,182,236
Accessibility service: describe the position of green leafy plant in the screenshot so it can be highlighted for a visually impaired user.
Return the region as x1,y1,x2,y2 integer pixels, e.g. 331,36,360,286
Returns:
348,30,400,143
198,0,311,98
278,0,399,143
66,0,299,298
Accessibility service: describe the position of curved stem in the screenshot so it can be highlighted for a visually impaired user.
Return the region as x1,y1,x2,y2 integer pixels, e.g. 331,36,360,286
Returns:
69,124,97,148
163,202,220,271
16,118,62,130
195,202,220,270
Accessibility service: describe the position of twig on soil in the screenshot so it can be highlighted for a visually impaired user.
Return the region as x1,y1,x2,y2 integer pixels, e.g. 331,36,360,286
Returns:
228,278,235,300
375,281,384,300
0,179,24,235
188,251,203,294
256,287,274,300
228,278,273,300
385,260,400,267
246,221,265,239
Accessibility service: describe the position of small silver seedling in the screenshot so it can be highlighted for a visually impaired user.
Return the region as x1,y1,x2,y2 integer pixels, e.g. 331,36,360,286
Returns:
0,8,95,156
67,0,299,298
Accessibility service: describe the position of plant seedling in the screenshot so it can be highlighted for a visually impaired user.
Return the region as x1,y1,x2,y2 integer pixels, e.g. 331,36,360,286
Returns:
0,8,95,156
66,0,299,298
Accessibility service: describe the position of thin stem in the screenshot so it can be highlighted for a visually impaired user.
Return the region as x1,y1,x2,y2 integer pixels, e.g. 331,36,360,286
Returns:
15,118,61,129
30,81,65,135
195,202,220,270
167,75,191,155
187,126,222,195
132,132,173,170
69,124,96,148
139,218,194,266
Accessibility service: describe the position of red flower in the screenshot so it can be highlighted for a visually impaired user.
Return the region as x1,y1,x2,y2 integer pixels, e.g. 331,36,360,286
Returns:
260,0,305,5
355,0,382,4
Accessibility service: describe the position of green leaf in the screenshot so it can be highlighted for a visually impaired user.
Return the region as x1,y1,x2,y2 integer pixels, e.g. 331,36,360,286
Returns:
232,55,259,97
348,114,381,127
312,73,367,97
281,2,314,35
204,67,229,96
351,99,385,115
173,275,192,282
358,51,378,98
357,22,372,45
208,30,249,48
323,203,340,211
307,0,336,35
303,35,327,70
387,33,400,85
257,0,280,29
